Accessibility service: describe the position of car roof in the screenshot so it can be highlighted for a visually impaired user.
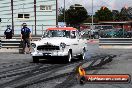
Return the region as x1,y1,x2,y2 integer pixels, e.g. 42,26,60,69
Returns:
47,27,77,31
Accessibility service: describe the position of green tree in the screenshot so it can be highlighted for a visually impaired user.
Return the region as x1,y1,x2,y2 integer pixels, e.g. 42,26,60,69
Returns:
83,16,99,23
95,7,113,21
65,4,88,27
58,7,65,22
119,7,129,21
112,10,120,21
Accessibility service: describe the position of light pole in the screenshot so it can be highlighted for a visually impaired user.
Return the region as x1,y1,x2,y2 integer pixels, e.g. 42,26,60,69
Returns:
92,0,94,30
90,0,94,39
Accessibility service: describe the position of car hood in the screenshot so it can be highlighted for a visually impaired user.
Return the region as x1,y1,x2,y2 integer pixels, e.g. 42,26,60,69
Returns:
32,37,75,46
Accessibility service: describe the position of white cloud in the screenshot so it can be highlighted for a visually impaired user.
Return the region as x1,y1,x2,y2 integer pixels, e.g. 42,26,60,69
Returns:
114,0,132,10
58,0,132,13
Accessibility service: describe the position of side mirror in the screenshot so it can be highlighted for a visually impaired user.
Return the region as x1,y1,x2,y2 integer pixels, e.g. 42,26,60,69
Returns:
71,34,76,39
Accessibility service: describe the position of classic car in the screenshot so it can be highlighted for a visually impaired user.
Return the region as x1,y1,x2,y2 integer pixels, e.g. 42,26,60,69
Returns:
31,27,88,63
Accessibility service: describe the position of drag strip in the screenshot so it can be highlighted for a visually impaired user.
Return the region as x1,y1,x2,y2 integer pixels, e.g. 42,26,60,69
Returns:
0,58,84,88
54,55,116,88
0,54,116,88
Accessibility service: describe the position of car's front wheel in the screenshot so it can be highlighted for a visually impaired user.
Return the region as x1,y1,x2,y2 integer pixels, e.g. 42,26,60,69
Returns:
79,48,86,60
33,56,39,63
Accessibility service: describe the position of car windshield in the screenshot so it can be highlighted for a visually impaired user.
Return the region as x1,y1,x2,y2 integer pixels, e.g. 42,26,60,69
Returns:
43,30,71,37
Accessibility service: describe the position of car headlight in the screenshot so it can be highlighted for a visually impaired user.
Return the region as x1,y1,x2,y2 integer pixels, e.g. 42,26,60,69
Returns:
31,43,36,48
60,43,66,49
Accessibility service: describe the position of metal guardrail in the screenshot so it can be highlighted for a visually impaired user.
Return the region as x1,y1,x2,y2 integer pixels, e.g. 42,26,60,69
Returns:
99,38,132,46
0,39,1,49
0,37,41,53
1,39,22,48
0,39,23,53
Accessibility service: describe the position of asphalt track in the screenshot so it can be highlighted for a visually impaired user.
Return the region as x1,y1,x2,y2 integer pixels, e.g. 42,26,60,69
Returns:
0,43,131,88
0,54,114,88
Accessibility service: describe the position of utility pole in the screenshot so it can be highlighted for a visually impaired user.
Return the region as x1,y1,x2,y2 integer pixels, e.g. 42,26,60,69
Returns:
56,0,58,27
11,0,14,35
34,0,36,35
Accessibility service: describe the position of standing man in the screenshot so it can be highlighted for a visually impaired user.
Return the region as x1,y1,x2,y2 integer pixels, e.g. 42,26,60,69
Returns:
21,23,32,54
4,25,13,39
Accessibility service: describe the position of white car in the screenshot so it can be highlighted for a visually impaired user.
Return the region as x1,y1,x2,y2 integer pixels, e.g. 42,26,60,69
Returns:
31,27,88,63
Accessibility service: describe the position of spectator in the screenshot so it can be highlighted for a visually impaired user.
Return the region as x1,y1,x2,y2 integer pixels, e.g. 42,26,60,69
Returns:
90,29,95,39
4,25,13,39
21,23,32,54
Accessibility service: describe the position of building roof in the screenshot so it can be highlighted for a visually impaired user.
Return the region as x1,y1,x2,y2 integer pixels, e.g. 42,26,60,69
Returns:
47,27,77,31
99,21,132,24
82,23,99,25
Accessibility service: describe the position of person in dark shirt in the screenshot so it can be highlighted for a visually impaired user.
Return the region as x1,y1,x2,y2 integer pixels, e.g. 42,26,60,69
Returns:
21,23,32,54
4,25,13,39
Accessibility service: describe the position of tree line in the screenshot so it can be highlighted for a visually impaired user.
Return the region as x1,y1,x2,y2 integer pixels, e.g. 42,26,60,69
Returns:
58,4,132,28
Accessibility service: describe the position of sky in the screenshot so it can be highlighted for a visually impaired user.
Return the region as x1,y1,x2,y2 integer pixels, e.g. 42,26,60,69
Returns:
58,0,132,14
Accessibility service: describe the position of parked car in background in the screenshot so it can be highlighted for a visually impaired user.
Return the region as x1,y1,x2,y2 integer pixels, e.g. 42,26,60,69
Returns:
81,29,99,39
31,27,88,63
126,31,132,38
105,30,117,38
80,29,90,39
100,28,128,38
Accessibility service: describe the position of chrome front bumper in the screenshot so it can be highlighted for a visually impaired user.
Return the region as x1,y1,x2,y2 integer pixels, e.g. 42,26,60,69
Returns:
31,50,68,57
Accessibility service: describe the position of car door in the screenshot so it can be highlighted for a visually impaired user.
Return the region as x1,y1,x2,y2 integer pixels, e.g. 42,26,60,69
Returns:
76,31,84,54
70,31,80,56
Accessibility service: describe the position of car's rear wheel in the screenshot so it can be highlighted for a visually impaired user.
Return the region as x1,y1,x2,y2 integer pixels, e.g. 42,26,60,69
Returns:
33,56,39,63
79,48,86,60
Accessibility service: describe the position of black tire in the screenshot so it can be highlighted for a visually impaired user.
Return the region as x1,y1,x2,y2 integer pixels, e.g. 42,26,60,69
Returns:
79,76,87,85
33,56,39,63
79,48,86,60
65,51,72,63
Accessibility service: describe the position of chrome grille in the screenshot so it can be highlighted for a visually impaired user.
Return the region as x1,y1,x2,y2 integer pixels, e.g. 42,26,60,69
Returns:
37,45,60,51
